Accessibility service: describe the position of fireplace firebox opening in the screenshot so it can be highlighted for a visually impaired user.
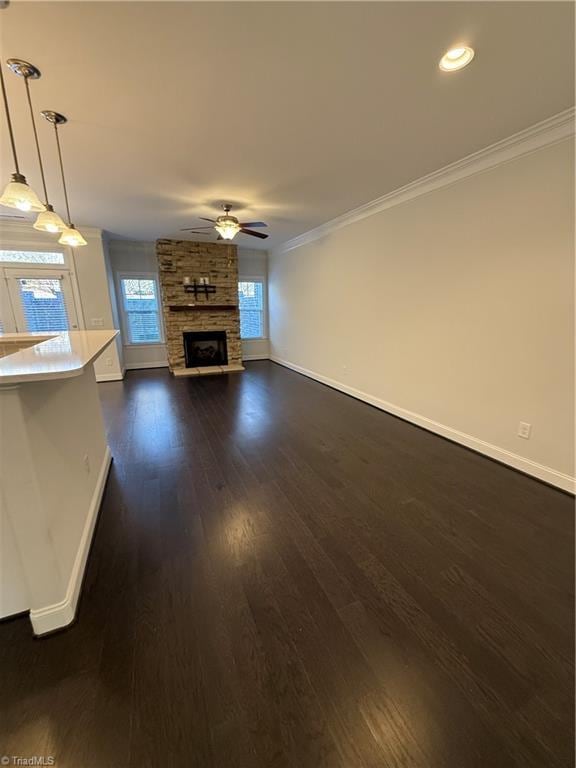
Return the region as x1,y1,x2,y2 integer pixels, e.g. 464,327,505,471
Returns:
183,331,228,368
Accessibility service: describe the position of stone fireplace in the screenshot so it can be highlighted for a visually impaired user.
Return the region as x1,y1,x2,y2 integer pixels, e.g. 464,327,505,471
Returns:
156,239,244,375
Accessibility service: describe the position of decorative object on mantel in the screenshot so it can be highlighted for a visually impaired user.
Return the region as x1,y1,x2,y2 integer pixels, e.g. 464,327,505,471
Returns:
183,278,216,298
180,204,269,241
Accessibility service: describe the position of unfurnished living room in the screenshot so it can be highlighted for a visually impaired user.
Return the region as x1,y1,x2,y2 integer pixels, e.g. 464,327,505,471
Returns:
0,1,574,766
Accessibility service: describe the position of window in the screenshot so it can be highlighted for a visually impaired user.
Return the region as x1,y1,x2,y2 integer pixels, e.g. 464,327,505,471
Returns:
19,278,70,331
4,269,79,333
0,251,75,332
238,280,265,339
119,275,163,344
0,250,65,265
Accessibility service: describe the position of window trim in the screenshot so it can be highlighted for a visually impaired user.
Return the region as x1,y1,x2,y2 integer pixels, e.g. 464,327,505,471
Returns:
238,276,268,341
117,271,165,347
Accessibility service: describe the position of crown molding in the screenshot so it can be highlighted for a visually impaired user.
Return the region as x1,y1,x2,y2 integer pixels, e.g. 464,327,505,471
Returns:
276,107,575,254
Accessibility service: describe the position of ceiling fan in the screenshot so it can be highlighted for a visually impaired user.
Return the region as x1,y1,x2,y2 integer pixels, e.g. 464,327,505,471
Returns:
181,204,269,241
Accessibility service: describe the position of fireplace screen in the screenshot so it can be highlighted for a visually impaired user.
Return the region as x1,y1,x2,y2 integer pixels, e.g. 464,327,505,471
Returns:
183,331,228,367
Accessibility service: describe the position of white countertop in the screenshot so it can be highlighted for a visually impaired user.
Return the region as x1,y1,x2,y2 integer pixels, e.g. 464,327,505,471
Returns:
0,330,118,384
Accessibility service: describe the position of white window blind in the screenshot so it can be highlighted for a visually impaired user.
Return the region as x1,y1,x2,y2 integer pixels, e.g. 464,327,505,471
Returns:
119,276,163,344
238,280,265,339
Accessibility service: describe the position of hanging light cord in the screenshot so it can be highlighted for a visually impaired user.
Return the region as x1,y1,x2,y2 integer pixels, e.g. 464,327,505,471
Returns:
0,62,20,175
24,76,48,204
53,123,72,225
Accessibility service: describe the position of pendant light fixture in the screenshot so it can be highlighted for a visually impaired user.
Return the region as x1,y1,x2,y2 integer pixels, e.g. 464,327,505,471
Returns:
0,58,44,212
7,59,66,233
41,110,87,247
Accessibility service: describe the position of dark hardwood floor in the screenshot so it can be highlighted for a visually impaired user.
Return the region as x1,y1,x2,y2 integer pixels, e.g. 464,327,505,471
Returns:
1,361,573,767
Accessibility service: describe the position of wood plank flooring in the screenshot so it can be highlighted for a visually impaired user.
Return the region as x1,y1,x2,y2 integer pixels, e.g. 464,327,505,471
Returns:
1,362,573,767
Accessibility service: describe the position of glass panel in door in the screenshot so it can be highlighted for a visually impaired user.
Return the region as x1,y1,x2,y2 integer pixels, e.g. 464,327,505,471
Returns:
6,270,79,333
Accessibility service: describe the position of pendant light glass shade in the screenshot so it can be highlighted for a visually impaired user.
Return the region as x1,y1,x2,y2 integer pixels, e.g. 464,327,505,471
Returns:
33,204,66,233
0,173,45,212
58,224,87,247
0,57,45,216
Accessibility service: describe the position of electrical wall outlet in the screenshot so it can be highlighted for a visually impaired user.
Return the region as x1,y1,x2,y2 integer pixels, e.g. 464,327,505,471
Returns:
518,422,532,439
91,317,104,327
105,357,113,367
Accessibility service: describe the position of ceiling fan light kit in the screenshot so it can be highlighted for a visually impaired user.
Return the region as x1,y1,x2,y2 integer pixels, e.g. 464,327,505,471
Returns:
215,222,240,240
214,204,242,240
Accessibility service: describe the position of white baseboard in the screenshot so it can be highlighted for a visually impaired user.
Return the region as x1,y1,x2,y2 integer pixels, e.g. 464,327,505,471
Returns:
30,447,113,636
96,372,124,382
271,356,575,494
242,355,271,361
125,361,169,370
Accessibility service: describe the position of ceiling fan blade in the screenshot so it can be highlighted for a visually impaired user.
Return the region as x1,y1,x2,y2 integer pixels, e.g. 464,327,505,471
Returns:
199,217,216,223
181,230,212,235
180,226,213,231
238,221,267,228
240,228,269,239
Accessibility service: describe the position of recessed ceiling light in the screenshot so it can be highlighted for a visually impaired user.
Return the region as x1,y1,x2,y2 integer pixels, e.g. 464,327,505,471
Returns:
439,45,475,72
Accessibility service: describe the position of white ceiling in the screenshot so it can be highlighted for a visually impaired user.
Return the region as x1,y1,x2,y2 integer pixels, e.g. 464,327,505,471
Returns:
1,2,574,250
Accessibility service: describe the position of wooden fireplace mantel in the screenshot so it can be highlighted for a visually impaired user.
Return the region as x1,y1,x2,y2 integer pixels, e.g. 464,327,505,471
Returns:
168,304,238,312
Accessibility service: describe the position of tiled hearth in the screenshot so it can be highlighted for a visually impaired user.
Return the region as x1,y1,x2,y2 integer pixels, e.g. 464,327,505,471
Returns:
156,239,244,376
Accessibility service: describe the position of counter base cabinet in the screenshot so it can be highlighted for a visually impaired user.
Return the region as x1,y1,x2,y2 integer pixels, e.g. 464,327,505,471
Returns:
0,364,112,635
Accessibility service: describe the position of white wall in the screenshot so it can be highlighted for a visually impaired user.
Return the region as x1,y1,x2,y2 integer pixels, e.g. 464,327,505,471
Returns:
73,231,123,380
269,138,575,491
108,239,168,369
239,247,270,360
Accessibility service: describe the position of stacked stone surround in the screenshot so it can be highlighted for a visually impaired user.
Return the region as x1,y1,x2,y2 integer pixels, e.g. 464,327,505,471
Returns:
156,239,242,373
